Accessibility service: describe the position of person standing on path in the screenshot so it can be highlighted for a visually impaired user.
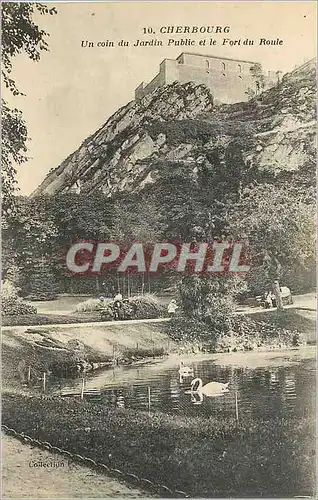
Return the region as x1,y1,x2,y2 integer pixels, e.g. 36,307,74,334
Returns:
113,291,123,320
167,299,178,317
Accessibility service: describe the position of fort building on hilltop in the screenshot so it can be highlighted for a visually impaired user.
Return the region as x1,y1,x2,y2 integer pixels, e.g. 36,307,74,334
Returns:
135,52,282,104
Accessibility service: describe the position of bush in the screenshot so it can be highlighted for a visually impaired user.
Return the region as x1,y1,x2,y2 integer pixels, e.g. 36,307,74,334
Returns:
176,275,246,342
170,276,306,352
178,275,245,320
166,316,211,343
75,298,103,313
221,315,305,352
129,294,166,319
146,119,255,146
75,294,166,320
123,346,166,360
166,313,306,353
1,281,37,316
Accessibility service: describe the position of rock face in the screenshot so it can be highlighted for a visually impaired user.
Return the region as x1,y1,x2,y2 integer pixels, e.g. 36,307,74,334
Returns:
33,59,316,198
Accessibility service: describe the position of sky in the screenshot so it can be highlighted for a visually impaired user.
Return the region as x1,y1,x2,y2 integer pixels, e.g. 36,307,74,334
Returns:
4,1,316,195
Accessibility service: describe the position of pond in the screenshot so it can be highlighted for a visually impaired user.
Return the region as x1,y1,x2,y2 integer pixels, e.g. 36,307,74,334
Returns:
48,346,316,421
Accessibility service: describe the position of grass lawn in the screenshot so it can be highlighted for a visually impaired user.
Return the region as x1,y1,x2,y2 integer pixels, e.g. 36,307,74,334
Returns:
247,308,316,343
26,294,170,316
2,312,104,327
2,393,315,498
25,295,96,315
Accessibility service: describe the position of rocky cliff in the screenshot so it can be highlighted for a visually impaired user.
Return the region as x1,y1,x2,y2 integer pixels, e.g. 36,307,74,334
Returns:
33,58,316,198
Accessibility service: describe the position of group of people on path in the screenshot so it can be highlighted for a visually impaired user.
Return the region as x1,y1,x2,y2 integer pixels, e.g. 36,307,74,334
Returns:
99,291,135,320
99,292,179,320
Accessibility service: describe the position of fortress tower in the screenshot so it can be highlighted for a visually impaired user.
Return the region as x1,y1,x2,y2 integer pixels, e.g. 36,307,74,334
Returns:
135,52,281,104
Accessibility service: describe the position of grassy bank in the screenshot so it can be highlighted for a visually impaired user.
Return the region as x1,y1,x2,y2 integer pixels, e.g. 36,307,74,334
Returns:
246,308,316,343
2,392,315,498
165,309,313,354
3,293,166,327
2,312,119,327
3,308,315,392
2,323,176,391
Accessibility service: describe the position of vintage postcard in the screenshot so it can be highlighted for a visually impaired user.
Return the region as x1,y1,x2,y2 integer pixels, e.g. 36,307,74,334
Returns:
1,1,316,499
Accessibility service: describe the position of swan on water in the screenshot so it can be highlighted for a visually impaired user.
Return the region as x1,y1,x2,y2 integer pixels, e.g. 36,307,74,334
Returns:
178,361,194,377
190,377,230,395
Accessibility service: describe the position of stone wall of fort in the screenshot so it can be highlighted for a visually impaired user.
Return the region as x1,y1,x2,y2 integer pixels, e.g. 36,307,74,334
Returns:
135,52,280,104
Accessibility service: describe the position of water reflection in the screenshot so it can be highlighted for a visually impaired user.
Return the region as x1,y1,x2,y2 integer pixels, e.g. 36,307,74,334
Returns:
191,392,203,405
48,348,316,421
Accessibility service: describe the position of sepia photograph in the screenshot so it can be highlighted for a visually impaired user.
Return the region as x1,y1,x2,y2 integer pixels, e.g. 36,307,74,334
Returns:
1,1,317,498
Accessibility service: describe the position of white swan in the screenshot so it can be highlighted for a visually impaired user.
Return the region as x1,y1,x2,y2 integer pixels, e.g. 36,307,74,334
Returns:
178,361,194,377
190,377,229,396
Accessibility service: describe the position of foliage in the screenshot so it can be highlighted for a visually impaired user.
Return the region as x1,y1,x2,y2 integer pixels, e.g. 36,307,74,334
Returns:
1,2,56,216
179,276,245,317
227,183,316,291
1,104,28,217
168,275,246,348
166,312,306,352
1,3,57,94
49,193,114,242
165,316,214,348
3,54,315,301
227,315,306,350
112,194,163,243
26,268,59,300
1,280,37,316
2,193,114,295
123,346,166,360
249,63,265,90
2,261,25,290
147,119,255,145
2,196,59,297
75,298,104,313
129,294,166,319
170,271,306,350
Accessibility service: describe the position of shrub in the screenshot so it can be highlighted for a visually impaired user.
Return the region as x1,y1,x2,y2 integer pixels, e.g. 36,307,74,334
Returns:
176,275,246,342
129,294,166,319
166,316,211,343
75,294,166,320
170,276,302,352
123,346,166,360
1,281,37,316
178,275,245,320
75,298,103,313
166,313,306,353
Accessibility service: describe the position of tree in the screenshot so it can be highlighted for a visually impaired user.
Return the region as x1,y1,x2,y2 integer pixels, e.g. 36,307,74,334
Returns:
1,103,28,217
249,63,265,94
227,183,316,297
2,195,58,296
27,266,59,300
1,2,57,217
2,193,117,295
176,274,247,347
